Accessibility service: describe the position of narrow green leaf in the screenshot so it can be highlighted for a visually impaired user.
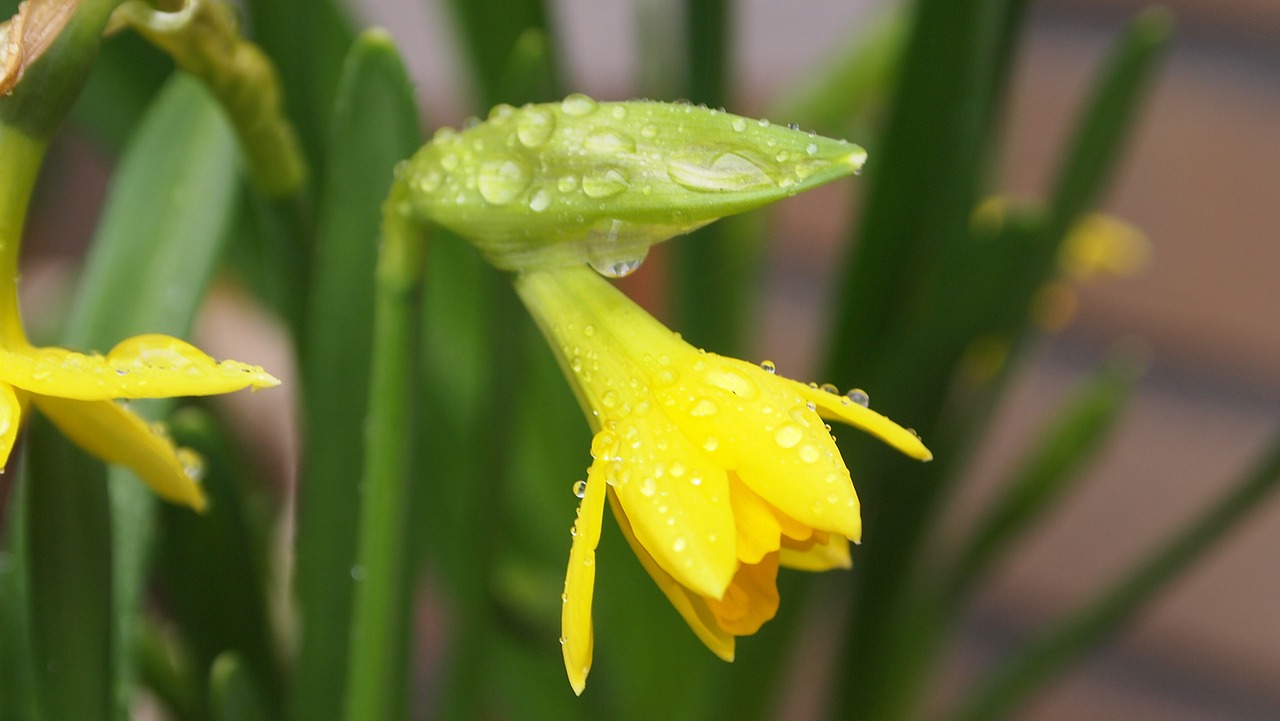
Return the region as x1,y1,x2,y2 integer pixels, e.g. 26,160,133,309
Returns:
949,433,1280,721
156,408,283,717
1048,8,1173,236
209,654,271,721
22,417,113,721
945,351,1144,600
445,0,558,108
134,620,203,721
245,0,355,173
291,31,420,721
19,75,240,721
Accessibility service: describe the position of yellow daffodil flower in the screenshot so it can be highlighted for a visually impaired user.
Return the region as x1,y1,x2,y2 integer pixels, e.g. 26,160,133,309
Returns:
0,127,278,512
515,265,931,694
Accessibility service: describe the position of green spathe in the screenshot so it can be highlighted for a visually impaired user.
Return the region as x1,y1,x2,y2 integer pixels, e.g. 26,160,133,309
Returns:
401,94,867,275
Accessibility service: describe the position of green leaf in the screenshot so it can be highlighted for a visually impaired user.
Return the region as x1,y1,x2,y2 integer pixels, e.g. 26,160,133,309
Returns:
945,350,1144,600
1048,8,1173,237
948,433,1280,721
444,0,559,108
290,31,420,721
245,0,355,173
155,408,284,717
135,621,203,721
19,74,240,721
210,654,271,721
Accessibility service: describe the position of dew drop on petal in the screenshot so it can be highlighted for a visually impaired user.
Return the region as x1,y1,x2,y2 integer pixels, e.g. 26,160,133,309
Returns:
846,388,870,407
760,359,776,374
774,424,803,449
702,436,719,452
572,480,587,498
820,382,840,395
690,398,719,417
673,537,687,553
640,478,657,497
798,444,820,464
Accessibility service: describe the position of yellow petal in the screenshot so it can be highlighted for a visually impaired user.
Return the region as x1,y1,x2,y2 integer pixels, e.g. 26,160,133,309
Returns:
562,442,610,696
780,533,852,572
798,382,932,461
661,354,862,540
728,474,782,564
0,334,279,400
30,395,207,511
0,382,21,470
601,419,737,600
608,491,736,661
705,553,780,636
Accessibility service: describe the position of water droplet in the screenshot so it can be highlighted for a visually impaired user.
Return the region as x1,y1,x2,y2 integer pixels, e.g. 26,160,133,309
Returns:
758,119,771,127
557,175,578,193
477,157,530,205
584,130,636,154
587,219,649,277
573,480,587,498
846,388,870,407
601,390,619,408
528,188,552,212
515,106,556,146
640,125,658,138
732,118,748,132
774,424,803,449
907,428,920,439
611,105,627,118
582,168,629,198
561,93,597,116
667,152,774,192
760,359,776,374
440,153,459,171
673,537,687,553
690,398,718,417
583,324,596,337
669,462,685,477
417,169,443,193
704,367,759,400
351,565,366,581
559,635,568,645
820,383,839,395
640,478,657,497
798,444,820,463
806,143,819,156
702,436,719,452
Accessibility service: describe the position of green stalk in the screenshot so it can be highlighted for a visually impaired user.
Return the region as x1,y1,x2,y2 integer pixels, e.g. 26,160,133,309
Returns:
341,181,426,721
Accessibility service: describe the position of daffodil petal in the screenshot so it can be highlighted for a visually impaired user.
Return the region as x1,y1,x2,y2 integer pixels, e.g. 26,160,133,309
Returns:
705,553,780,636
0,334,279,400
780,533,852,572
602,419,737,600
31,395,207,511
662,354,862,540
727,474,782,564
798,382,932,461
608,490,736,661
0,382,21,470
562,441,610,696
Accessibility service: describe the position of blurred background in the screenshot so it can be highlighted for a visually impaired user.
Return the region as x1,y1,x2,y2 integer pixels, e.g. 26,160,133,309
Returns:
18,0,1280,718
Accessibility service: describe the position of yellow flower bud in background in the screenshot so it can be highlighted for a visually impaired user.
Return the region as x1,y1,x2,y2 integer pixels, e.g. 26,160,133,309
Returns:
400,94,867,275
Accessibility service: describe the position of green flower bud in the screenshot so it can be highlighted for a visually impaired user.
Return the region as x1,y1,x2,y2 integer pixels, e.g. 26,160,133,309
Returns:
399,94,867,276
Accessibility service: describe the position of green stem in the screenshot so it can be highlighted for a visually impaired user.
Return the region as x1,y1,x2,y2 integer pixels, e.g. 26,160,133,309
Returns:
342,180,426,721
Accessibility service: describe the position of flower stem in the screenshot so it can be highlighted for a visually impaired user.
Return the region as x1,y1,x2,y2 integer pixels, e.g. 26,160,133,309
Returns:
342,179,425,721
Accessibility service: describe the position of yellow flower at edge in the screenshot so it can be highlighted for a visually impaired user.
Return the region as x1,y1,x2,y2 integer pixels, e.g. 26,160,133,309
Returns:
514,265,931,695
0,247,277,512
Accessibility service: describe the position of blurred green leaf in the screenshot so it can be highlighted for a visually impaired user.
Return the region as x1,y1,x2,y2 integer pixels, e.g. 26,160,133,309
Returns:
445,0,559,108
135,620,203,721
156,408,283,717
949,432,1280,721
291,30,420,721
210,653,271,721
18,74,240,721
1048,8,1173,237
22,418,112,721
246,0,355,174
72,32,173,154
945,350,1144,600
